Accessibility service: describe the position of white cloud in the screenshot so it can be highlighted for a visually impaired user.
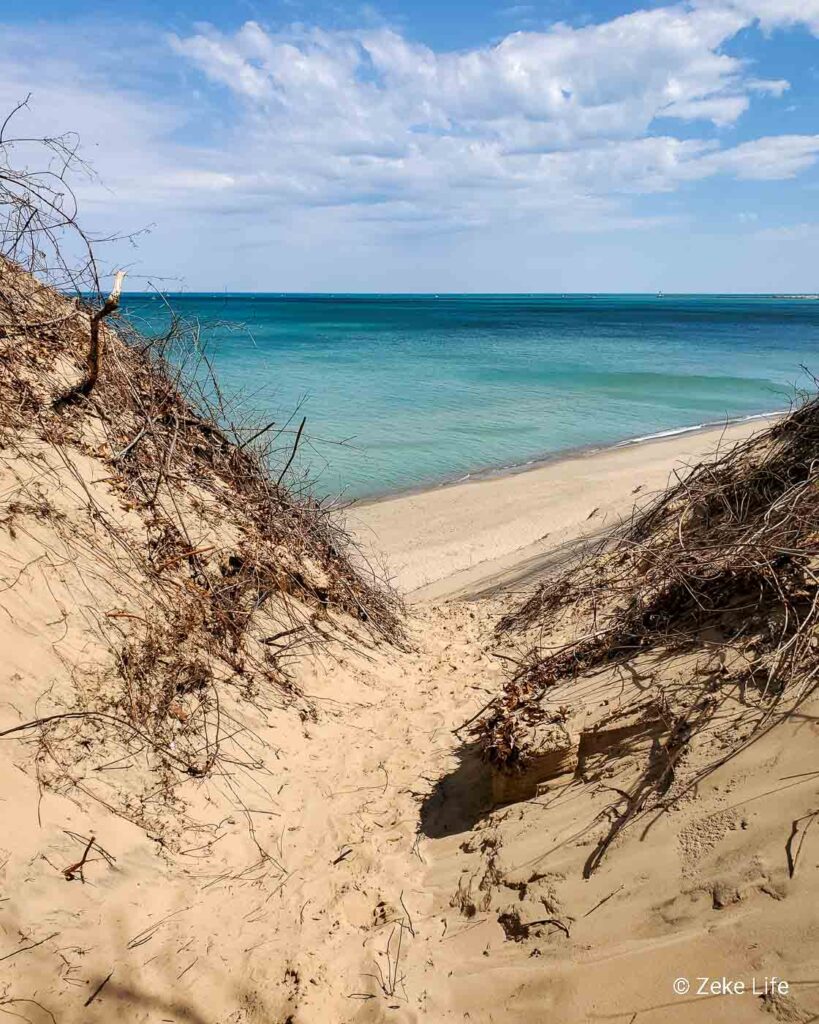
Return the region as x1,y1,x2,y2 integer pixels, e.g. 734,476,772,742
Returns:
1,0,818,263
697,135,819,179
705,0,819,35
159,5,819,225
170,7,757,148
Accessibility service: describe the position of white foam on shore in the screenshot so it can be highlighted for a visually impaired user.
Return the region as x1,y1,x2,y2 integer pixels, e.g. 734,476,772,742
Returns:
613,410,784,450
356,408,786,506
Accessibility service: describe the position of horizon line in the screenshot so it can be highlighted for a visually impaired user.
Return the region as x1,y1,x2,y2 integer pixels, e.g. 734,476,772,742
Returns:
115,290,819,298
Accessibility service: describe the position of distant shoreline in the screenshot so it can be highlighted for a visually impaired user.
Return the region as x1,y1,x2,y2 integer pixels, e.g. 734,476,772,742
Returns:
349,413,782,599
353,408,787,509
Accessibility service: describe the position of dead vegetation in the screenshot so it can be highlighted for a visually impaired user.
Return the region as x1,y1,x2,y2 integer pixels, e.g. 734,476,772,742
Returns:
0,115,403,843
477,394,819,871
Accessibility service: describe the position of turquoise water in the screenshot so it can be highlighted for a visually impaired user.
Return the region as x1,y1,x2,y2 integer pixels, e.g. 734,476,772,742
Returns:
121,294,819,500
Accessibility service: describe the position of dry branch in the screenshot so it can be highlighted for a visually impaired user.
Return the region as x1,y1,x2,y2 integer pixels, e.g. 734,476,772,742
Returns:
476,395,819,871
0,108,404,851
54,269,125,406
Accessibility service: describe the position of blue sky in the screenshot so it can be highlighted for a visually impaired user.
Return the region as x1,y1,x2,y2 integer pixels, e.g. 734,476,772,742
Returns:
2,0,819,291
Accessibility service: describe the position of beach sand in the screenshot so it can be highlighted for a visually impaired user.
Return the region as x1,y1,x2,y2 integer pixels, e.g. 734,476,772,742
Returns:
4,338,816,1024
349,416,781,600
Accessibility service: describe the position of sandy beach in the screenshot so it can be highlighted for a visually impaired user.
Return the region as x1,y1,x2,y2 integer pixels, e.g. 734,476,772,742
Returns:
3,264,818,1024
3,285,817,1023
350,416,781,600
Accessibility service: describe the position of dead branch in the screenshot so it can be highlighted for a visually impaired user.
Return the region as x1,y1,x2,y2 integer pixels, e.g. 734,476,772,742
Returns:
476,393,819,874
54,270,125,406
62,834,96,882
276,415,306,487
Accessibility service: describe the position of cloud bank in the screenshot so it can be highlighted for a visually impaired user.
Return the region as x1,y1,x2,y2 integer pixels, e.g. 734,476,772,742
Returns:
0,0,817,285
159,0,819,225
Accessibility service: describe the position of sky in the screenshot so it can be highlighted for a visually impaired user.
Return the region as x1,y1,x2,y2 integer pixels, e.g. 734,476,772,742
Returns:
1,0,819,291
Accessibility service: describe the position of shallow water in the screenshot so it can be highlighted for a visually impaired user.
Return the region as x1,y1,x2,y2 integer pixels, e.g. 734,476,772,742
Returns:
121,293,819,499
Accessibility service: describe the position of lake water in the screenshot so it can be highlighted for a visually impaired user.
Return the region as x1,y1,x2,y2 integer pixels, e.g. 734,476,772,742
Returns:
121,293,819,499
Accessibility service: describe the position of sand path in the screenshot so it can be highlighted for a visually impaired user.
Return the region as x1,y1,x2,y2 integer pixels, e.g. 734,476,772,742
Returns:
234,593,819,1024
249,599,506,1020
4,412,817,1023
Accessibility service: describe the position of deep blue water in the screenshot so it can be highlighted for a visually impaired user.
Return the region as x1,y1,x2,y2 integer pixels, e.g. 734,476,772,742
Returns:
120,293,819,499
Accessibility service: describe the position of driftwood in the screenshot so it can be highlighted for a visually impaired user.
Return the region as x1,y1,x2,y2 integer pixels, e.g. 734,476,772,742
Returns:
55,270,125,406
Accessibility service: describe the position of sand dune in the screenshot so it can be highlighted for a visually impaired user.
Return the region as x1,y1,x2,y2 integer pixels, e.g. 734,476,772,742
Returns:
1,264,816,1022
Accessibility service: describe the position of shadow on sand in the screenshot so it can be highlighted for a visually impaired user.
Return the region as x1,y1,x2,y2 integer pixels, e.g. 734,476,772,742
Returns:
419,741,493,839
